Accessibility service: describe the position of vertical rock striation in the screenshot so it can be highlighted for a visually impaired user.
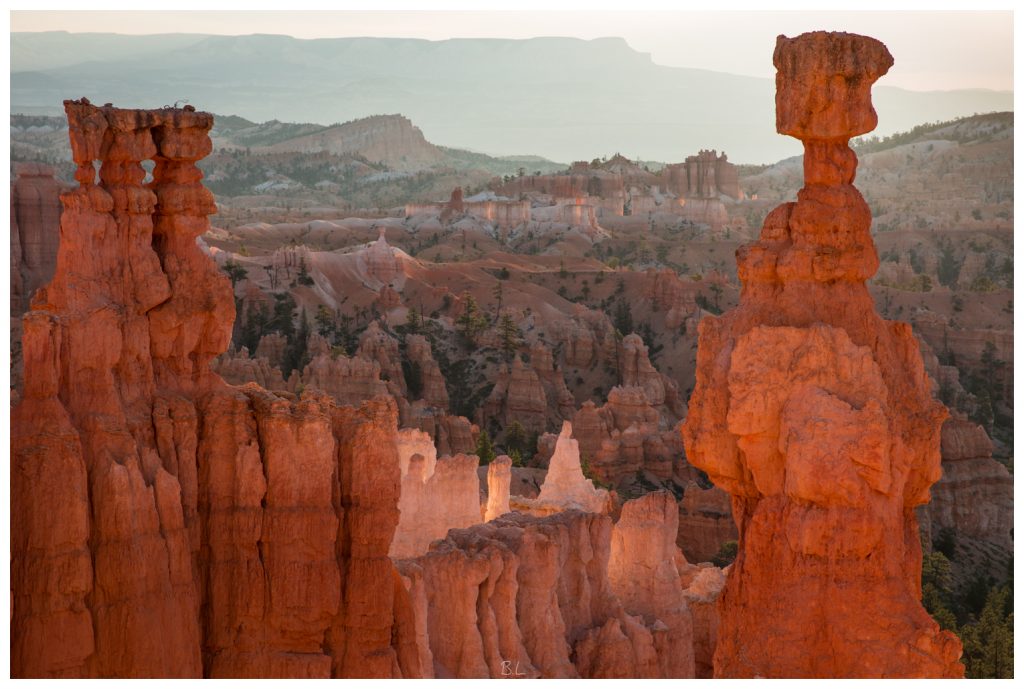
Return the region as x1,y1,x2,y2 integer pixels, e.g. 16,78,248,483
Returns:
10,162,66,316
11,101,403,678
394,503,708,679
681,33,964,678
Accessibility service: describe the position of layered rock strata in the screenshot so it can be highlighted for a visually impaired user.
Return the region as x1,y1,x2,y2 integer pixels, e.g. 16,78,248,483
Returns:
923,418,1013,553
405,334,449,410
356,321,407,396
212,346,290,390
676,482,738,564
11,102,405,678
681,33,963,677
357,227,403,289
556,391,679,486
482,356,549,433
618,333,685,418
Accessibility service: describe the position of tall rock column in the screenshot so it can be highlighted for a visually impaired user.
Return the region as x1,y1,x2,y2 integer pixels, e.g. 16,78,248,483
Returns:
681,32,963,678
12,101,404,679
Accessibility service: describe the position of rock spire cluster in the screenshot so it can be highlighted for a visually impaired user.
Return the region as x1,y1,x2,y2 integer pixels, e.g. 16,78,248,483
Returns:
11,101,405,678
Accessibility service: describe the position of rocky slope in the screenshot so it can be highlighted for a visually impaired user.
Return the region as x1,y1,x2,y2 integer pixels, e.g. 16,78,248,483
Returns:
11,111,563,208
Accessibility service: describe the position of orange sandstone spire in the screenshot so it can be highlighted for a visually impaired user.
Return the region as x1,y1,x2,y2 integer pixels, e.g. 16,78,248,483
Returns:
11,101,404,679
681,32,964,678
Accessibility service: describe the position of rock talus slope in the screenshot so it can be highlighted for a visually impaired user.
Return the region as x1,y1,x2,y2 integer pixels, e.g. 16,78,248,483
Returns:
681,32,964,678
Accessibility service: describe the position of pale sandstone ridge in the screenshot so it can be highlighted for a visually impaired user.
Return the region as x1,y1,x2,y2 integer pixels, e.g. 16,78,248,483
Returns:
681,33,964,677
11,101,404,678
357,227,404,289
390,448,482,559
394,493,718,678
607,491,696,678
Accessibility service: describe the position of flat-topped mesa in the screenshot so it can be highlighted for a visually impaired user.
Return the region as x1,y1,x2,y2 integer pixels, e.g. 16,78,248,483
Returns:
682,33,963,678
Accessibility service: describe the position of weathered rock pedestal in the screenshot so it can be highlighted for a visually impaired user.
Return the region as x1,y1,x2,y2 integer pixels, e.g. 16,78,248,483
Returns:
681,32,964,678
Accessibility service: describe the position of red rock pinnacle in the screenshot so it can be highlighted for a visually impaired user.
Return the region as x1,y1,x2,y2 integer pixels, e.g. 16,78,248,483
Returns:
12,101,403,678
681,32,964,678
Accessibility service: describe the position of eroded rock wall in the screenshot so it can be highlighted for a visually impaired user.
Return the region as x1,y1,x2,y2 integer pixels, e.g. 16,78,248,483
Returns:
11,101,404,679
395,501,710,679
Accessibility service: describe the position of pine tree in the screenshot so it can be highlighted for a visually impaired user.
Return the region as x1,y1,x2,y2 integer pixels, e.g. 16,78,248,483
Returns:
505,420,528,456
498,313,522,360
475,429,496,465
314,305,336,340
961,585,1013,678
456,294,488,346
921,551,958,633
240,301,269,353
222,258,248,287
282,308,311,377
613,299,633,336
297,256,315,286
269,293,297,338
406,306,422,334
491,282,504,320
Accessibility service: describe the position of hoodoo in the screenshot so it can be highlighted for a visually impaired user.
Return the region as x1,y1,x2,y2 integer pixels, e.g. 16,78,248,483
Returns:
11,99,715,680
10,101,405,678
681,32,964,677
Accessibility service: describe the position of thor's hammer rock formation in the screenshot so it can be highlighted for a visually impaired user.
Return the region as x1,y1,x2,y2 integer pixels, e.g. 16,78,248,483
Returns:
681,32,964,677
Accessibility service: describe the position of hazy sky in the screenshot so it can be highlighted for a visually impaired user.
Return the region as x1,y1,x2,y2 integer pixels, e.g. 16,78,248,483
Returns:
11,9,1013,91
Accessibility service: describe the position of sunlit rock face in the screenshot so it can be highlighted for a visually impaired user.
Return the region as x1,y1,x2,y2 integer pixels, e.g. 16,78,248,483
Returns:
390,445,482,559
533,421,610,514
11,101,404,678
681,33,964,678
393,493,718,679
